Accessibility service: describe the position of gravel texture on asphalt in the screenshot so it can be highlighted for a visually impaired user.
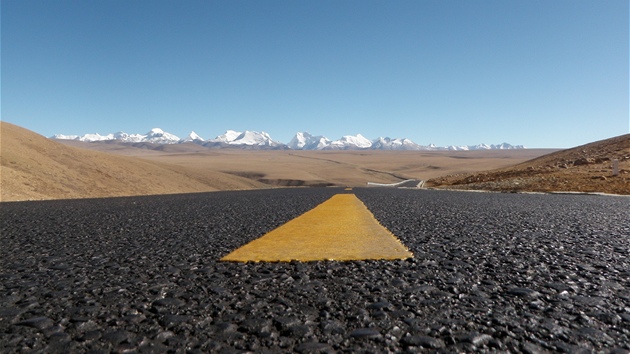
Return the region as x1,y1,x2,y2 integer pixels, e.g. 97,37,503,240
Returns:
1,188,629,353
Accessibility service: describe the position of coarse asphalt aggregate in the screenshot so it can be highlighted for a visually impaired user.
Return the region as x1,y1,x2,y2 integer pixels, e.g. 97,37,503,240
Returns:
1,187,629,353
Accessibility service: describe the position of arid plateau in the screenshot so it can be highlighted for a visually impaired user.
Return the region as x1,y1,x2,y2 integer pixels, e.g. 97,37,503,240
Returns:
1,121,628,202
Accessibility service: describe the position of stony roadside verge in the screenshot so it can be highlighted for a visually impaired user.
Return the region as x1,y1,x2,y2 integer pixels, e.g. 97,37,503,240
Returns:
428,133,630,195
1,188,629,353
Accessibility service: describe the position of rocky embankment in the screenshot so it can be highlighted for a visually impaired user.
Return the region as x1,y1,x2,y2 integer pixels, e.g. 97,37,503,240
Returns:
428,134,630,195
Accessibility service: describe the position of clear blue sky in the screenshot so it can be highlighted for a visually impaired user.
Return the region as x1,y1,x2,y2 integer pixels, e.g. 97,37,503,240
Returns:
2,0,628,148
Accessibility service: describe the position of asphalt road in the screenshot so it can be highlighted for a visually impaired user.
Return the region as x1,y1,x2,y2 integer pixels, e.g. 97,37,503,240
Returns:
1,188,629,353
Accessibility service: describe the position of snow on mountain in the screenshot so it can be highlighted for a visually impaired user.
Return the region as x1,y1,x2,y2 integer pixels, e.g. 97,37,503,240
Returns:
180,131,204,143
208,130,280,146
234,131,279,146
371,137,424,150
51,132,116,142
327,134,372,150
491,142,525,149
288,132,331,150
51,128,526,150
209,130,242,144
142,128,180,144
447,143,524,151
51,128,179,144
110,131,157,143
472,143,492,150
52,133,80,140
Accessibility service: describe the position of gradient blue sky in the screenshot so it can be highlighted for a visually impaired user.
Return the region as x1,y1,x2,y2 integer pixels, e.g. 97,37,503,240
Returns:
2,0,628,148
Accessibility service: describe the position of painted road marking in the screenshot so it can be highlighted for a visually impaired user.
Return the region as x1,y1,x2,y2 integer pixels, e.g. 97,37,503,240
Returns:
221,194,413,262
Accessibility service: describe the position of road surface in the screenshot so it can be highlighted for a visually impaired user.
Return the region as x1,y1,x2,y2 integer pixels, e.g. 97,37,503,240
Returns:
1,188,629,352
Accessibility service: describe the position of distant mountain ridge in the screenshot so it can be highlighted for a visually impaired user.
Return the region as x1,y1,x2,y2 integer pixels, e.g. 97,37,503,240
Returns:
52,128,526,151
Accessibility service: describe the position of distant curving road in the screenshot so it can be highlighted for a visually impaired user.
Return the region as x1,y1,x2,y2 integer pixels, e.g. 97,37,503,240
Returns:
1,188,629,352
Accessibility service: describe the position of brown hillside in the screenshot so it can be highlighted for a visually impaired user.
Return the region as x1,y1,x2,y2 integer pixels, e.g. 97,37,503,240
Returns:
428,134,630,195
0,122,265,202
2,122,559,201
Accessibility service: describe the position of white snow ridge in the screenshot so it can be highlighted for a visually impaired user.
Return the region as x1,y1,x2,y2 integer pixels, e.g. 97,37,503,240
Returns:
209,130,242,144
208,131,280,146
328,134,373,149
180,131,204,143
142,128,180,144
371,137,422,150
288,132,331,150
51,128,526,150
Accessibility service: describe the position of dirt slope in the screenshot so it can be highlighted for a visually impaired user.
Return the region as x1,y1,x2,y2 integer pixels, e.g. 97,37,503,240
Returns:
428,134,630,195
3,121,581,201
0,122,265,201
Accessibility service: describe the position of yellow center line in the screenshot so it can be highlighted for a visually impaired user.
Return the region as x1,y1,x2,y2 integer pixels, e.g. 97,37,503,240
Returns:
221,194,413,262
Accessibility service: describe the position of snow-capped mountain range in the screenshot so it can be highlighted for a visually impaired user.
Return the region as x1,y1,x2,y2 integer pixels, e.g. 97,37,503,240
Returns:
52,128,526,151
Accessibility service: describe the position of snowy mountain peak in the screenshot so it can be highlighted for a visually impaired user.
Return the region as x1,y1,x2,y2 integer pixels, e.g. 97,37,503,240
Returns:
51,128,179,144
208,130,279,146
494,142,525,149
446,142,525,151
143,128,180,143
235,131,278,146
329,134,372,149
288,132,331,150
51,128,526,151
78,133,116,142
372,137,422,150
148,128,165,136
287,132,312,149
210,130,243,143
52,133,80,140
180,131,204,143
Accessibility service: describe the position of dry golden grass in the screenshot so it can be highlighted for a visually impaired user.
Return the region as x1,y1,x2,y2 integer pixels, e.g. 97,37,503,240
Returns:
2,121,568,202
0,122,266,202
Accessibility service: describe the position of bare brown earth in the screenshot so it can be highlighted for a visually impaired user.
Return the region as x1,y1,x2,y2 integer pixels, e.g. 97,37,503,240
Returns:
0,122,266,202
428,134,630,195
8,121,622,201
54,139,552,189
